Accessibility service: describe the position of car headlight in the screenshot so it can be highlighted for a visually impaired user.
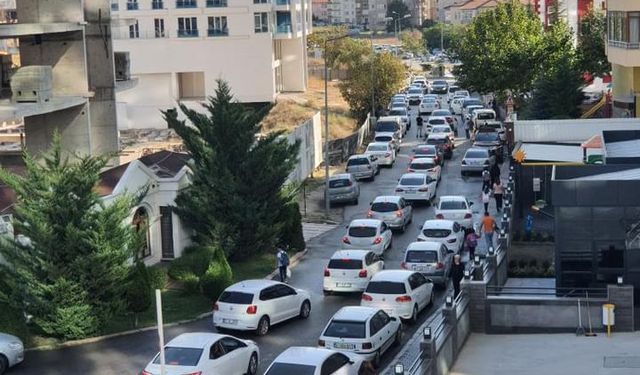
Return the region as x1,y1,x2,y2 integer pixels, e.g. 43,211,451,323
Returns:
9,341,23,350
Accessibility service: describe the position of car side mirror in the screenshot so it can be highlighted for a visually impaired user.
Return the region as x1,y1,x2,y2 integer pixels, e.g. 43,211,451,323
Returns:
426,278,434,283
469,202,474,206
389,316,398,321
345,225,349,229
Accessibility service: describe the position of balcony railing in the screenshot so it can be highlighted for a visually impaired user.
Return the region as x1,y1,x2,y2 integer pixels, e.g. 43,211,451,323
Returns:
111,3,119,11
206,0,227,6
275,0,290,5
608,40,640,49
152,1,164,9
176,0,197,8
276,24,292,33
208,28,229,36
178,29,199,37
126,2,139,10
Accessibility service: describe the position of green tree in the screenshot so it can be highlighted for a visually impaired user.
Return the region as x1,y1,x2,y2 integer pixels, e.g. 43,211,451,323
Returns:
164,80,300,261
423,23,463,51
449,1,544,97
307,27,369,70
125,262,152,328
0,137,141,339
400,30,425,55
386,0,412,33
339,52,406,121
577,9,610,76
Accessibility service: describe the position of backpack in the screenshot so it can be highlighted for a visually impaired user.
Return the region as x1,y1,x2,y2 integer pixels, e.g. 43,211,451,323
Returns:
280,251,290,267
466,233,478,248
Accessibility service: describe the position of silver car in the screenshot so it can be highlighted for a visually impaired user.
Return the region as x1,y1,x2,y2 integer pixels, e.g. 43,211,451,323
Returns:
327,173,360,205
0,332,24,374
346,154,379,181
401,241,452,287
461,147,490,175
374,132,400,152
367,195,413,232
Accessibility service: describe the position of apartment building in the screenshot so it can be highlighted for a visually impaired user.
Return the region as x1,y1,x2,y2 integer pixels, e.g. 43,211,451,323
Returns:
0,0,17,93
313,0,329,21
449,0,536,25
606,0,640,117
111,0,311,129
327,0,356,24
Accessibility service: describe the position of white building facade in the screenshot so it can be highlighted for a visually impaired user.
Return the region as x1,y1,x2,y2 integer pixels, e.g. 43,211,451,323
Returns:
111,0,311,129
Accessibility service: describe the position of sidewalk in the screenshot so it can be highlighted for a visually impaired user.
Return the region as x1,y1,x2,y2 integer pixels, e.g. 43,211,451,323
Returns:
452,332,640,375
303,222,338,242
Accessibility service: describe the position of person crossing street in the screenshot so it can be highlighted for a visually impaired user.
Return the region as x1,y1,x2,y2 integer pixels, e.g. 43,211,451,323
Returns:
416,115,424,138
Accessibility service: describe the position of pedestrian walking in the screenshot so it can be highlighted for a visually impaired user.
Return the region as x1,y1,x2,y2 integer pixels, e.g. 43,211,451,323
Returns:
451,254,465,298
481,187,491,213
481,167,491,191
276,246,290,283
416,115,424,138
465,227,479,262
481,212,497,250
465,117,473,139
490,162,501,186
493,179,504,212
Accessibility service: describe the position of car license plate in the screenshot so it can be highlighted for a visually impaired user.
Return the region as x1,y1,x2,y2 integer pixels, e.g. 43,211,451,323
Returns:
222,319,237,325
412,265,425,271
334,342,356,350
406,189,417,194
336,282,352,288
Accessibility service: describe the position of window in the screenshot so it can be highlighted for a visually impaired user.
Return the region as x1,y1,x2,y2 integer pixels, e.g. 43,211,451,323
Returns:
219,337,246,353
152,0,164,9
208,16,228,36
348,226,377,237
254,0,269,3
154,347,202,366
365,281,406,294
176,0,197,8
154,18,165,37
321,353,350,375
111,1,119,11
178,72,205,99
276,284,297,297
127,0,139,10
218,291,254,304
129,20,140,38
209,342,226,359
630,12,640,44
369,314,384,335
323,320,366,338
178,17,198,37
328,258,362,269
405,250,437,263
206,0,227,6
264,363,316,375
254,12,269,33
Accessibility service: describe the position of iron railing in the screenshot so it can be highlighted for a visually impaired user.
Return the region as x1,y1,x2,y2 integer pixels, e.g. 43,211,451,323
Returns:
486,285,608,299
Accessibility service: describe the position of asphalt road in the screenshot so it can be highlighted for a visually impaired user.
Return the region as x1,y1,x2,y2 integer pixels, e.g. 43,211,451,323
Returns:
12,117,488,375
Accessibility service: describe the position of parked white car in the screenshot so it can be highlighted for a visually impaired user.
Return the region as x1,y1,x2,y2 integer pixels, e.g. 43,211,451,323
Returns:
342,219,393,255
141,333,259,375
407,157,441,182
435,196,474,229
365,142,396,167
401,241,453,287
361,270,434,322
0,333,23,375
395,173,437,204
318,306,402,367
264,347,365,375
323,250,384,294
213,280,311,336
417,219,464,253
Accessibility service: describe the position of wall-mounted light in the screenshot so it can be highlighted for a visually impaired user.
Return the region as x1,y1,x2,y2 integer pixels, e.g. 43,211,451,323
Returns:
474,255,480,265
503,212,508,220
617,276,623,285
394,363,405,375
488,246,495,255
423,326,431,340
510,165,514,172
508,175,514,182
464,269,470,279
445,295,453,307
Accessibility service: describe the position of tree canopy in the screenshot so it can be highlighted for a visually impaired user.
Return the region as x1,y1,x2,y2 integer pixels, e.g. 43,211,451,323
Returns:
423,23,464,52
400,30,425,55
577,9,610,77
386,0,412,32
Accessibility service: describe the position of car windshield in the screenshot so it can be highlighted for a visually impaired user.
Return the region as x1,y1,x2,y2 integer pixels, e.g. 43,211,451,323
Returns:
371,201,399,212
427,138,447,145
455,91,469,96
367,145,388,152
408,88,422,94
432,110,450,116
410,161,435,170
329,179,351,188
366,281,407,294
218,291,254,304
475,133,499,142
428,119,445,125
154,347,202,366
400,177,424,186
376,122,398,132
328,258,363,269
389,109,407,116
477,112,494,120
375,136,392,142
463,100,482,108
349,226,377,237
347,158,369,166
440,200,467,210
423,228,451,238
465,150,488,159
415,148,436,156
448,86,459,93
422,98,437,103
323,320,366,339
406,250,438,263
432,127,449,133
479,123,500,130
265,363,316,375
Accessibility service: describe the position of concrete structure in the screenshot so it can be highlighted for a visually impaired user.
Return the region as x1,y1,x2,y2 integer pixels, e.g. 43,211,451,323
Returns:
0,0,119,157
327,0,356,24
111,0,311,129
448,0,536,25
606,0,640,118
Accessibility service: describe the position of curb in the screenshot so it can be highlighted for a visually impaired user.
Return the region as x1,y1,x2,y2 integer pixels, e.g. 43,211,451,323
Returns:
264,248,309,281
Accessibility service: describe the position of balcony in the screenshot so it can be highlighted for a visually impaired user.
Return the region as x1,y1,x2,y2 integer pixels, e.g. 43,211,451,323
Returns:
607,40,640,67
126,2,139,10
275,0,290,5
206,0,227,7
176,0,197,8
609,40,640,49
276,24,292,34
178,29,199,37
152,1,164,9
208,28,228,36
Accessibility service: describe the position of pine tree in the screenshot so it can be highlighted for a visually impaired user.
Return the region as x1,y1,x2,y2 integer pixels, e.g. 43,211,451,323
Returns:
0,136,142,339
164,80,300,261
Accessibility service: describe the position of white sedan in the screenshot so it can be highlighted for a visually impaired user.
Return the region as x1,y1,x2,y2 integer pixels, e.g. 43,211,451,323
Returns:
395,173,437,204
323,250,384,294
407,157,441,182
435,195,474,229
430,124,455,144
417,219,465,253
341,219,393,255
364,142,396,167
141,333,259,375
264,347,365,375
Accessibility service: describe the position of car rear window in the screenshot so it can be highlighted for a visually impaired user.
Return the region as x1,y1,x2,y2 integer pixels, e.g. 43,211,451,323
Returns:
415,148,436,156
389,109,406,116
400,177,424,186
408,88,422,94
440,201,467,210
428,119,445,125
427,138,447,145
475,133,499,142
218,291,254,304
477,112,494,120
431,127,449,133
323,320,366,339
154,347,202,366
371,201,399,212
423,229,451,238
265,363,316,375
366,281,407,294
349,226,377,237
465,150,488,158
329,179,351,188
376,122,398,132
406,250,438,263
347,158,369,166
432,110,450,116
410,161,435,170
328,258,363,269
367,145,388,152
463,100,482,107
375,136,393,143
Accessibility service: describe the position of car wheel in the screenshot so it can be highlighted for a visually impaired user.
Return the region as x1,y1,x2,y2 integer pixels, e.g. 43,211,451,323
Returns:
410,305,419,324
299,300,311,319
353,197,359,205
256,316,270,336
0,355,8,375
247,352,259,375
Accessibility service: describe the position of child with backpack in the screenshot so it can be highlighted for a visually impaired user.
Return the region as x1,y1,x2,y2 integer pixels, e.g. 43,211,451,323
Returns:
465,228,479,262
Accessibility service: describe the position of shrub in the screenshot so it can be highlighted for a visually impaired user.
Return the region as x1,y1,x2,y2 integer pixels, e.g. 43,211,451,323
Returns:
528,259,538,268
0,303,28,342
508,260,517,269
200,260,234,301
542,260,551,270
168,245,215,281
37,278,97,340
279,201,306,253
125,263,152,327
148,266,169,291
517,259,527,268
181,273,200,295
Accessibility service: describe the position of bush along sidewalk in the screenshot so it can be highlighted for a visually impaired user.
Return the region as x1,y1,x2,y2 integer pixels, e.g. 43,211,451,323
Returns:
508,259,555,278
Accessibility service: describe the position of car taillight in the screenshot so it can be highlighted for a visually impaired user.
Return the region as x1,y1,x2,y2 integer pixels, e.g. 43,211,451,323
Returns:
362,342,373,349
464,213,472,219
396,210,403,217
342,236,351,244
213,303,219,311
407,168,414,172
396,295,412,303
400,262,407,269
447,238,456,243
359,269,368,278
324,268,330,277
318,339,326,347
361,293,373,301
436,213,444,219
246,305,258,314
418,187,429,192
396,188,404,192
367,210,373,218
436,262,445,269
141,371,152,375
373,237,382,245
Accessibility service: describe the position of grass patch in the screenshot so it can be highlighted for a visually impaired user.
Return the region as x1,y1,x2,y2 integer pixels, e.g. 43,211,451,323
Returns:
230,252,276,282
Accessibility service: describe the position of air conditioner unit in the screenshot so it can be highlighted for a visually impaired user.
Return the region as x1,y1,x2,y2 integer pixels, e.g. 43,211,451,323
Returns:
10,65,53,103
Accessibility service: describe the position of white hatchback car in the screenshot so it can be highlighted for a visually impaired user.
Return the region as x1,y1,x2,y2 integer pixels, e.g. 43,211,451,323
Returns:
361,270,434,322
395,173,437,204
435,196,474,229
417,219,464,253
318,306,402,367
263,347,365,375
430,124,455,143
364,142,395,167
323,250,384,294
141,333,259,375
213,280,311,336
407,157,441,182
419,97,440,116
342,219,393,255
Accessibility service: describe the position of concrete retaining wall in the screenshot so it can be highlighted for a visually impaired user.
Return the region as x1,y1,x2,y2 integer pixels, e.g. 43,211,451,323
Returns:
286,111,323,183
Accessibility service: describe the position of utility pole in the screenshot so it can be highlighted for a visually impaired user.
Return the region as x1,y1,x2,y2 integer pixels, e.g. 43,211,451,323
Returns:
440,21,444,52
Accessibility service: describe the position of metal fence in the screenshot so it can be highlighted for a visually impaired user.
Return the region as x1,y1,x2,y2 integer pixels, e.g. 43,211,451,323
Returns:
327,114,372,165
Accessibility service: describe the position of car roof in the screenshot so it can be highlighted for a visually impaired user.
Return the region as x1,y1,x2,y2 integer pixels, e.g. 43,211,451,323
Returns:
428,116,447,121
375,132,396,137
372,195,402,204
370,270,414,282
348,154,370,160
465,148,489,155
431,125,451,130
226,279,281,293
406,241,442,251
332,306,378,322
330,173,352,180
349,219,382,227
390,107,407,112
377,116,400,122
415,144,437,150
273,347,335,365
439,195,467,202
474,109,495,113
428,133,448,139
330,249,370,260
410,157,436,164
422,219,456,229
400,172,427,179
367,142,390,148
166,333,223,348
432,109,451,114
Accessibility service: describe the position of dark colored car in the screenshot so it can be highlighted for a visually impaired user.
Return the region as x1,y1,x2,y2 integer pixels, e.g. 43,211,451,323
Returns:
473,130,503,163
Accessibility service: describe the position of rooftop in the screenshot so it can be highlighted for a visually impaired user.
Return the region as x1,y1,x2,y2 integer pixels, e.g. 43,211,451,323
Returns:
513,143,584,164
0,96,87,122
